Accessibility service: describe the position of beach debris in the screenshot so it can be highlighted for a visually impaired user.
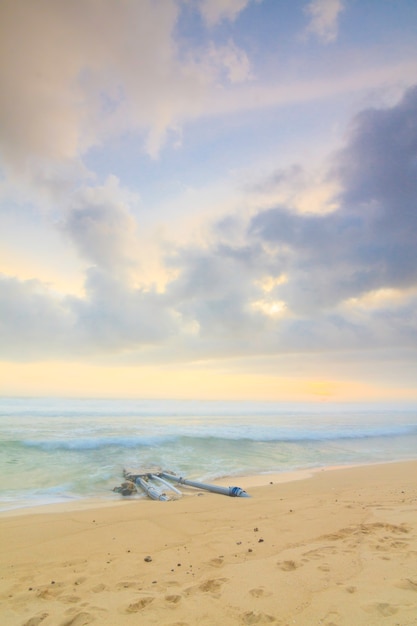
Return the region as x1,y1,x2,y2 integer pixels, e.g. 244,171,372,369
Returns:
144,556,152,562
112,468,250,501
159,471,249,498
113,480,137,496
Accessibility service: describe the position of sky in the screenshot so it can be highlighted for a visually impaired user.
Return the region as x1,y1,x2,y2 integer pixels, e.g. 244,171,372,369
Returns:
1,0,417,402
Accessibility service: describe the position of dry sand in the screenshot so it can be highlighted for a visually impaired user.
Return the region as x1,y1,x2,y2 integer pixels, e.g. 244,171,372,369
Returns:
1,461,417,626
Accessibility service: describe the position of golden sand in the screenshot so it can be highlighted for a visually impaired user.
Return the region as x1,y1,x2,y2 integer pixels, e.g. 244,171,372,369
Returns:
1,461,417,625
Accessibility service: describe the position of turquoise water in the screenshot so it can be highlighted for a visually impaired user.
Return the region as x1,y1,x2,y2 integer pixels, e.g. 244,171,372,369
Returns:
1,397,417,511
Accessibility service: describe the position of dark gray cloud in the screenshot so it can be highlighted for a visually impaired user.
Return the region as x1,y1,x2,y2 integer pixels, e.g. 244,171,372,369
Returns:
250,85,417,311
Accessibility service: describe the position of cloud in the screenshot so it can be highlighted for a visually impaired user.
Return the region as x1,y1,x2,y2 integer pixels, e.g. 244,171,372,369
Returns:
0,0,207,169
0,270,181,359
198,0,253,26
2,84,417,363
166,242,264,323
70,268,179,353
2,0,415,180
0,275,75,359
207,39,253,84
0,0,264,173
250,85,417,312
304,0,345,44
60,176,140,273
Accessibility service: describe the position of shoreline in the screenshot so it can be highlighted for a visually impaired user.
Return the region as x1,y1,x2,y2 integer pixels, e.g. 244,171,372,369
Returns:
1,457,416,518
1,459,416,625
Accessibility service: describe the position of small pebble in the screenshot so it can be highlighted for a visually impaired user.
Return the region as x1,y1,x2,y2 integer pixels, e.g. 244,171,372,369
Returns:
144,556,152,562
258,538,264,543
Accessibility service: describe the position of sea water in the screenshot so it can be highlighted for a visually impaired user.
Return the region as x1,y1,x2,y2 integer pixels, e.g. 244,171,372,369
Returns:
1,397,417,511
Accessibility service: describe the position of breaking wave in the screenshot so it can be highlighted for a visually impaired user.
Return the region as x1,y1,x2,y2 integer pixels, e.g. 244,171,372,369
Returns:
18,424,417,452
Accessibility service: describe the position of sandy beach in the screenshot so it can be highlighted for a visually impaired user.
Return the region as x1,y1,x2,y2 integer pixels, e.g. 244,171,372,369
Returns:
1,461,416,626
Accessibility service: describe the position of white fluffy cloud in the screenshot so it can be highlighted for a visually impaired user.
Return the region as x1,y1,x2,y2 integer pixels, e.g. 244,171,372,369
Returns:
208,39,253,84
304,0,345,43
250,85,417,313
199,0,252,26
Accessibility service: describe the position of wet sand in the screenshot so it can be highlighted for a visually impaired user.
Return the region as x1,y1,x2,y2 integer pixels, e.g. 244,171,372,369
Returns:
1,461,417,625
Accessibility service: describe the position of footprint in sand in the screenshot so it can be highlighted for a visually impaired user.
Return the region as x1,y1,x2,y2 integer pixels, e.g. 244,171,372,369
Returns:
277,560,299,571
90,583,107,593
165,594,182,604
208,556,224,567
249,587,272,598
376,522,410,534
61,595,81,603
317,564,331,572
35,588,53,599
323,523,410,544
185,577,228,596
23,614,49,626
395,578,417,592
116,581,142,591
303,546,337,559
362,602,399,617
126,597,154,612
60,612,94,626
198,577,228,593
320,609,340,625
241,610,276,624
390,540,409,549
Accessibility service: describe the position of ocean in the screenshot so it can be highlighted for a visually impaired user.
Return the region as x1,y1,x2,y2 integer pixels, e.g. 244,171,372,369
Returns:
1,397,417,512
